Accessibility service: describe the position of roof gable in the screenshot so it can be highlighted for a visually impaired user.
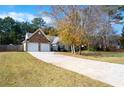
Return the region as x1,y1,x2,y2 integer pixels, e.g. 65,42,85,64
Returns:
27,28,50,43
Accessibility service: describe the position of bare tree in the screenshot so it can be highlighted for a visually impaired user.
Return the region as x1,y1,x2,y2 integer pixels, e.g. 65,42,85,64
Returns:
43,5,118,52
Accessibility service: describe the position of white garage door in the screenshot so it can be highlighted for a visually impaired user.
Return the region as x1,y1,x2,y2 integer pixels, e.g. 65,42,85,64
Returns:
40,43,50,52
28,43,39,52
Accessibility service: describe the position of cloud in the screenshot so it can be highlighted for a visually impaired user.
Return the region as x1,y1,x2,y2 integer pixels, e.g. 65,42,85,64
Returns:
0,12,53,25
42,16,53,25
0,12,36,22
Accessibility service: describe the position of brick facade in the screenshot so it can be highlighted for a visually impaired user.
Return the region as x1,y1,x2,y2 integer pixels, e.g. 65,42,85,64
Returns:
28,29,49,43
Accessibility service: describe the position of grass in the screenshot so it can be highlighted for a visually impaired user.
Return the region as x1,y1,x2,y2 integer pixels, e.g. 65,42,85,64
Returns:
0,52,111,87
58,51,124,64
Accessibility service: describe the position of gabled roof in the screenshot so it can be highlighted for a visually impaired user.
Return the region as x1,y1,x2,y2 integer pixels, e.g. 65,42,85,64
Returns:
47,35,60,44
25,28,50,42
52,37,60,44
47,35,57,42
24,28,60,44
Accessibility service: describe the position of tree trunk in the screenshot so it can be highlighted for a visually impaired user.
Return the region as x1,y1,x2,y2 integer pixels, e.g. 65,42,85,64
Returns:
73,45,76,54
71,45,73,54
78,45,81,55
71,44,76,54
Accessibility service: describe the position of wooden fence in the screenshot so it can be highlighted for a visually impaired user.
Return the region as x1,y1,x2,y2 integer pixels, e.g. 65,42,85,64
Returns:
0,45,23,51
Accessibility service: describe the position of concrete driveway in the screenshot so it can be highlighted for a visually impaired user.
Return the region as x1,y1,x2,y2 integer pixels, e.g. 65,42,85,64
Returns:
29,52,124,87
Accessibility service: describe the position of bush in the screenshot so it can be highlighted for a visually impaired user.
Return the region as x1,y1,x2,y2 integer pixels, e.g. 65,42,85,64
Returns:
87,46,97,51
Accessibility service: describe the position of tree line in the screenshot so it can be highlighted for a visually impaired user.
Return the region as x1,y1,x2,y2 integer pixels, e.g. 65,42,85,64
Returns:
0,16,57,45
44,5,124,53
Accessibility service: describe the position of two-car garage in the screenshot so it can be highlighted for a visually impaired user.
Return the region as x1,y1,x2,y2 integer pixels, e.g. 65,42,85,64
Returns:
23,29,51,52
27,43,50,52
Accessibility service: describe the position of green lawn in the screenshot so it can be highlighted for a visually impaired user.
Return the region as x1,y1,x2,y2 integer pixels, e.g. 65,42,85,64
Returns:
58,51,124,64
0,52,110,87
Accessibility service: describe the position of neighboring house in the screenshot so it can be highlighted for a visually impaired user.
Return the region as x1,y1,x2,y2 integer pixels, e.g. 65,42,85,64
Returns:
47,35,70,51
47,36,59,51
23,28,51,52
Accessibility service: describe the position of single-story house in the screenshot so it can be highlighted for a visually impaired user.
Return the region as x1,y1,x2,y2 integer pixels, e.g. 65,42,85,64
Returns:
47,35,70,51
23,28,70,52
23,28,51,52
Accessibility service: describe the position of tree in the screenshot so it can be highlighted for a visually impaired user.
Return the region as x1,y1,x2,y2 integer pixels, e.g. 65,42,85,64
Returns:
0,17,31,44
80,6,118,51
46,6,88,54
102,6,124,49
20,21,34,33
44,26,58,36
0,17,16,44
32,17,46,30
59,22,75,53
120,27,124,47
0,16,48,45
2,16,15,32
10,22,22,44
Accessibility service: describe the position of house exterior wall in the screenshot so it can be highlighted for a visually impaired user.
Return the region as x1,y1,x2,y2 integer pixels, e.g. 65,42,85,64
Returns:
52,44,58,51
24,29,72,52
28,30,49,43
24,29,51,52
23,42,26,51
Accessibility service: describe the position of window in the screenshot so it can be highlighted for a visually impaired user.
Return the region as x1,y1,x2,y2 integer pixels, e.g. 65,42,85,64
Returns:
38,31,41,35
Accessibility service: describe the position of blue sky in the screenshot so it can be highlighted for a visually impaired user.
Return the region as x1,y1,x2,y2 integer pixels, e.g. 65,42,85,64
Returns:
0,5,52,23
0,5,123,34
0,5,52,15
0,5,38,14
